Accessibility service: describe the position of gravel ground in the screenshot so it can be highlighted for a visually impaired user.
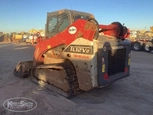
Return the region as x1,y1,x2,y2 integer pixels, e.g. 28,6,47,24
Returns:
0,43,153,115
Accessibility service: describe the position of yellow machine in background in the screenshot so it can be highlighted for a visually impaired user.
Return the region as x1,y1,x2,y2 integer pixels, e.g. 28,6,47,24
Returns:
26,29,45,44
11,33,22,42
12,32,27,42
28,29,44,36
13,34,23,40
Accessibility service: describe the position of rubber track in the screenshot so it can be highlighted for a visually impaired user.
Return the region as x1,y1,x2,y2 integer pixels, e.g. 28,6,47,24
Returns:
29,61,80,98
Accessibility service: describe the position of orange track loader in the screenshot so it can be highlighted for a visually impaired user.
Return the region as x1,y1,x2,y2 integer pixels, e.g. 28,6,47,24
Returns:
14,9,131,98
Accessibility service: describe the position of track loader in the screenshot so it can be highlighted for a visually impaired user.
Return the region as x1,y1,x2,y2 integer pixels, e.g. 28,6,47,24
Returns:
14,9,131,98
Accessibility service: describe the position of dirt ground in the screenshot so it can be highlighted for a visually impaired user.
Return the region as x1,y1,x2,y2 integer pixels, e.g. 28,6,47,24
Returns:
0,43,153,115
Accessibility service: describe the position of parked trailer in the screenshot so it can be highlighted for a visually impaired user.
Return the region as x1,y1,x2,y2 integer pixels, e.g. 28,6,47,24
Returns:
131,38,153,52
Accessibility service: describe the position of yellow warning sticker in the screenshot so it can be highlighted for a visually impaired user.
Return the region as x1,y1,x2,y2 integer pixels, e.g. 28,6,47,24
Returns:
102,64,105,73
47,45,51,49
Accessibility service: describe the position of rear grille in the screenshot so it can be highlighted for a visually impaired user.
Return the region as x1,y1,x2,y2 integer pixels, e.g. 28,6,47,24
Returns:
108,48,126,76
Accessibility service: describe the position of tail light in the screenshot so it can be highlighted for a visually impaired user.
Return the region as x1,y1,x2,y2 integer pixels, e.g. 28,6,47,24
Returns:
104,73,109,80
124,67,128,73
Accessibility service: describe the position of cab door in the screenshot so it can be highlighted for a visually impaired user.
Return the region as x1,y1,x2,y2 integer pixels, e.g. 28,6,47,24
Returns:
45,11,71,38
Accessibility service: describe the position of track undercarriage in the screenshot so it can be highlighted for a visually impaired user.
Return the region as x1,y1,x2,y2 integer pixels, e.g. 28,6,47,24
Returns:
14,60,80,98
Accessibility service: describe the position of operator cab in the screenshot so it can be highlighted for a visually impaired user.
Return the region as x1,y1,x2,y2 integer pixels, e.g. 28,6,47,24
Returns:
45,9,94,38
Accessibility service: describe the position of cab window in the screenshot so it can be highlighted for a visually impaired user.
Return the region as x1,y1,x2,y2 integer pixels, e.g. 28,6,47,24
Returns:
47,13,69,33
